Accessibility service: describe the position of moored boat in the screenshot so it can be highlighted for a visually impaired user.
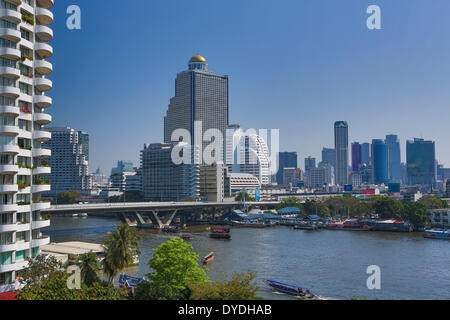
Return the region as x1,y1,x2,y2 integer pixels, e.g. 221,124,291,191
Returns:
263,280,315,298
209,227,231,239
424,229,450,240
180,233,192,241
327,220,372,231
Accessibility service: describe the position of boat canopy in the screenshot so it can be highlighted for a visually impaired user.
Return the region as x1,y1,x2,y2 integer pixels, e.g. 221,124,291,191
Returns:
277,207,301,215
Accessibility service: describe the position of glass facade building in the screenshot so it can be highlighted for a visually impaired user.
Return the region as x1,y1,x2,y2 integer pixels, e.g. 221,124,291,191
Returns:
385,134,401,183
372,139,389,185
406,138,436,186
352,142,362,172
277,152,297,185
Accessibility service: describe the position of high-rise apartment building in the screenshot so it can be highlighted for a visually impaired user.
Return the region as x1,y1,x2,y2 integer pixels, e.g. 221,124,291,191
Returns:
371,139,389,185
0,0,54,293
406,138,436,186
277,152,298,185
351,142,362,172
164,55,229,161
334,121,349,186
385,134,401,183
43,127,92,196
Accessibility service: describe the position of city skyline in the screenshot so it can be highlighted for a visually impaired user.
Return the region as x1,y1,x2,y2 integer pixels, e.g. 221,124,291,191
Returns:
48,1,450,174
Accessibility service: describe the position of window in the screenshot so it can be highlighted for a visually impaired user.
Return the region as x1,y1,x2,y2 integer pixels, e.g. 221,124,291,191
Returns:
0,272,12,285
0,135,15,146
0,0,17,10
16,250,26,261
0,213,13,225
0,232,13,245
0,58,16,68
0,252,12,266
16,231,26,242
0,96,15,106
0,18,17,30
0,155,13,165
19,82,31,95
0,38,16,49
0,77,16,88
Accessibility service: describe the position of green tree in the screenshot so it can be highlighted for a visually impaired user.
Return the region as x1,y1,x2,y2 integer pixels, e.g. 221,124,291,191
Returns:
235,192,255,202
18,255,66,287
103,223,141,284
17,276,127,300
56,190,81,204
138,237,209,300
419,196,448,209
371,196,403,219
276,197,303,210
77,251,100,286
403,202,428,229
187,271,261,300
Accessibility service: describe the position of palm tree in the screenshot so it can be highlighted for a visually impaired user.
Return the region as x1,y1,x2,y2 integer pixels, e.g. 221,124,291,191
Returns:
77,251,100,286
103,223,141,284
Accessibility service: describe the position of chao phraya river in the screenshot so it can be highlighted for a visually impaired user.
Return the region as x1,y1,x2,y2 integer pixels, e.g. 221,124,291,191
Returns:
43,216,449,300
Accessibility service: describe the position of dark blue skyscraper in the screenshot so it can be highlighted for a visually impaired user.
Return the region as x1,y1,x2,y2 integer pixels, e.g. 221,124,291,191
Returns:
372,139,389,184
352,142,362,172
361,143,370,165
385,134,401,183
277,152,298,185
334,121,349,186
406,138,436,186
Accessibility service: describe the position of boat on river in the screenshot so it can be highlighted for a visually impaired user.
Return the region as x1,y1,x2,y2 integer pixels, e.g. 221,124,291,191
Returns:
327,220,372,231
424,229,449,240
263,280,316,299
209,227,231,239
180,233,192,241
202,251,215,265
294,223,318,231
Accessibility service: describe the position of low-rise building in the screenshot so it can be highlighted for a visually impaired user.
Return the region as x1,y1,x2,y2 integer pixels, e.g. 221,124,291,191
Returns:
426,209,450,228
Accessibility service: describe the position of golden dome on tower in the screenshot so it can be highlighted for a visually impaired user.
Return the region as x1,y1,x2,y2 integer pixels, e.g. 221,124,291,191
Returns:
189,54,207,63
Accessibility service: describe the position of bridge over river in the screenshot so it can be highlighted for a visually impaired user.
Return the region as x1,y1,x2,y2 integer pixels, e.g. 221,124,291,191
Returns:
41,201,280,229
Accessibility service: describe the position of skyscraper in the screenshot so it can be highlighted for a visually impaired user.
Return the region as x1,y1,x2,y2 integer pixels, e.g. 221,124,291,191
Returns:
164,55,229,161
371,139,389,185
385,134,401,183
43,127,93,196
321,148,335,169
0,0,54,293
334,121,349,186
304,156,316,172
406,138,436,186
361,143,371,165
351,142,362,172
277,152,298,185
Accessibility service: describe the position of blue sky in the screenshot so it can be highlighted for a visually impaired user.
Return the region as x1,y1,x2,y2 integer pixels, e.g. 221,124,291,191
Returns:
50,0,450,173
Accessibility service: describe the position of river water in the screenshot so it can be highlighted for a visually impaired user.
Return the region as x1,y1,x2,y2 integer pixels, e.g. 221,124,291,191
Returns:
43,216,450,300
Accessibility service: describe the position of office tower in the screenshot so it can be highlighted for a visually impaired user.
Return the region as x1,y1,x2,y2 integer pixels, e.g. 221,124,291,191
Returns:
78,131,89,161
406,138,436,186
277,152,298,185
164,55,229,162
0,0,54,293
351,142,362,172
334,121,349,186
91,168,109,188
141,143,200,201
225,125,271,186
371,139,389,185
304,156,316,172
361,143,370,165
321,148,335,169
386,134,401,182
43,127,93,196
283,167,302,187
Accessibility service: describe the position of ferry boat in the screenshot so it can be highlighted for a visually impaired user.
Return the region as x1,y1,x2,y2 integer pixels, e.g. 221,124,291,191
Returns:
293,223,318,231
180,234,192,241
209,227,231,239
424,229,450,240
263,280,315,299
202,252,215,265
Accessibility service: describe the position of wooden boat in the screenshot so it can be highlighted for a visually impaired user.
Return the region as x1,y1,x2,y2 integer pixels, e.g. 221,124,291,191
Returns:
263,280,315,298
202,251,215,265
424,229,450,240
294,223,318,231
209,227,231,239
180,233,192,241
